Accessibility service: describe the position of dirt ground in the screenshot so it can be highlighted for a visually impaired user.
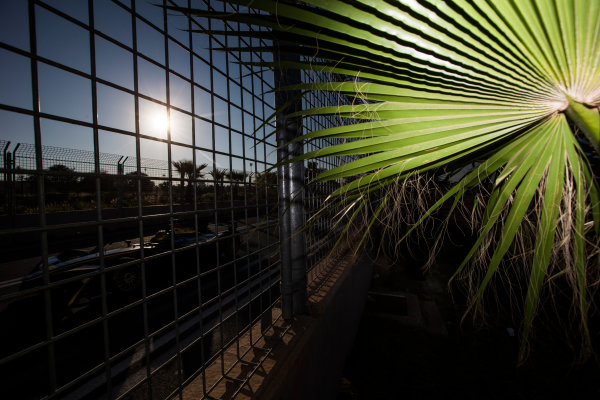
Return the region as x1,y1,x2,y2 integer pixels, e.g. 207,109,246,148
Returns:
337,247,600,400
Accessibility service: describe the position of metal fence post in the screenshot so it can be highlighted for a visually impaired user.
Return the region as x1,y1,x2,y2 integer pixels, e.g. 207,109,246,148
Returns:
6,151,15,221
275,49,307,319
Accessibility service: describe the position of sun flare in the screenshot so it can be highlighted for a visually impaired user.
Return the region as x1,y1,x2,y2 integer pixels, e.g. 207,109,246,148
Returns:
151,111,170,132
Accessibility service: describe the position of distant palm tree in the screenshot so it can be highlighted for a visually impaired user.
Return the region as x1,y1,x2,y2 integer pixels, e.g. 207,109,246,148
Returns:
208,168,228,198
229,170,246,198
172,160,208,183
172,160,208,203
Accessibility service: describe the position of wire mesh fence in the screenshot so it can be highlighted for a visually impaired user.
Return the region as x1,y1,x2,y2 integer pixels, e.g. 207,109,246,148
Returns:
0,1,353,399
1,141,171,176
301,69,356,276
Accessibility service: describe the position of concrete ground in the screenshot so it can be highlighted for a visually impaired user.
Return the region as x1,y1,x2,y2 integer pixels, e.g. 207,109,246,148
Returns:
337,251,600,400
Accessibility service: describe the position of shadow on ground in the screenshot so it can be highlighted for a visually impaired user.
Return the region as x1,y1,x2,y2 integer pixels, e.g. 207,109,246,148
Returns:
337,248,600,400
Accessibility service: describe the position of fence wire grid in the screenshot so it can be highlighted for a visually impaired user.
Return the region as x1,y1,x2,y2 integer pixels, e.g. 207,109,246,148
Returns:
0,1,352,399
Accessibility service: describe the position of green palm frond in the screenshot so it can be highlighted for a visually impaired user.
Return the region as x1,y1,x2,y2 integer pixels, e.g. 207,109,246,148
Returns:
170,0,600,361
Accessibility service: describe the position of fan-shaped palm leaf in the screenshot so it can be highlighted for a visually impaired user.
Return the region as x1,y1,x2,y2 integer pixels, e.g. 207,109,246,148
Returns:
169,0,600,360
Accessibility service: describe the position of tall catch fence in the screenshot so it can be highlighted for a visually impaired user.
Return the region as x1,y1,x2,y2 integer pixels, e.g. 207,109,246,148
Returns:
0,1,351,399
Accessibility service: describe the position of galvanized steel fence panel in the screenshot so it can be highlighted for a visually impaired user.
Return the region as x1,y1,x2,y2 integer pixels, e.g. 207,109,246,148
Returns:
0,1,350,399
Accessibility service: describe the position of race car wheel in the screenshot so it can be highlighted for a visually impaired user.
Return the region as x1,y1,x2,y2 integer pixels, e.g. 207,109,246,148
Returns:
112,259,141,293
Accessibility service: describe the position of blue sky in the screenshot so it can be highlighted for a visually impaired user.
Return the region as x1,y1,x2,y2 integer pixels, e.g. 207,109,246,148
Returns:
0,0,277,176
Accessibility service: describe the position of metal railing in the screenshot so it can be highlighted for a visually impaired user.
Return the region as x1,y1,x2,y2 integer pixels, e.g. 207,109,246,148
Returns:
0,1,351,399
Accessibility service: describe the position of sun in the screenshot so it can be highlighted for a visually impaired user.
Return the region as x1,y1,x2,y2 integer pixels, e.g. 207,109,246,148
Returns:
150,110,170,133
